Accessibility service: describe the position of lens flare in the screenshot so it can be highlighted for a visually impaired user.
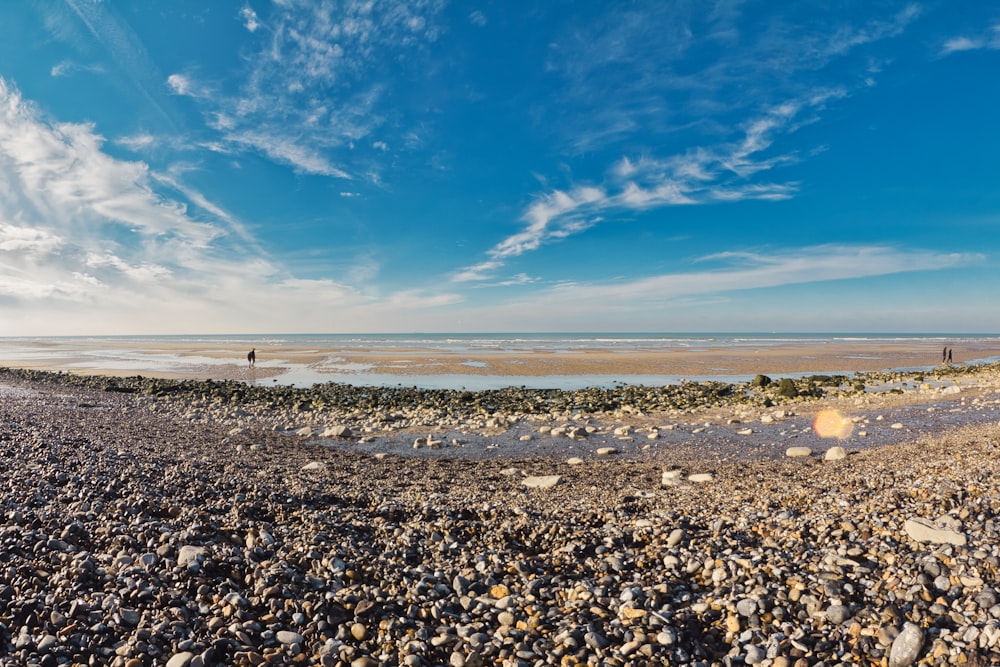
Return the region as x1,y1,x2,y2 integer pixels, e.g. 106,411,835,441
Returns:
813,409,854,439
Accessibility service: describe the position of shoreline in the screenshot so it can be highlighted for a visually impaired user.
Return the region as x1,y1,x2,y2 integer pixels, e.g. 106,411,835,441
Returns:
0,336,996,389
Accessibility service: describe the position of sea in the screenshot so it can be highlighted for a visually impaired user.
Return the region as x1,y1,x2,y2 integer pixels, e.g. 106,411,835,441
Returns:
1,333,998,391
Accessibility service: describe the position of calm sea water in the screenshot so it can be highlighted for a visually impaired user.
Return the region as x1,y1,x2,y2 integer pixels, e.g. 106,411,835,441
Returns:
1,333,998,390
39,332,1000,351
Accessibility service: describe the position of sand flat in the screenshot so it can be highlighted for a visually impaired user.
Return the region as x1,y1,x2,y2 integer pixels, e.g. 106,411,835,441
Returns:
0,337,995,383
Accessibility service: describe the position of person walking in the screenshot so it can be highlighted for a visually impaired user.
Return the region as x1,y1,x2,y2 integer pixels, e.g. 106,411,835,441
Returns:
248,348,256,368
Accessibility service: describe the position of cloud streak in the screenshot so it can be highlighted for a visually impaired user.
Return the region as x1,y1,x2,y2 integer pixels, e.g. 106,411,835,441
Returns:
486,245,979,313
166,0,446,179
454,94,831,282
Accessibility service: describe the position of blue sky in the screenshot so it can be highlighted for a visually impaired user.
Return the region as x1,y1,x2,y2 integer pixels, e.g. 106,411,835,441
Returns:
0,1,997,335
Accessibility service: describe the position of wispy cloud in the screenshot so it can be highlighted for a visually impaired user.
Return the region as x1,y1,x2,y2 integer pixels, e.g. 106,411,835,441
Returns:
941,24,1000,55
455,4,920,284
543,3,922,154
167,0,446,179
239,5,261,33
0,75,459,334
50,59,104,78
500,245,978,311
115,133,156,151
59,1,177,131
454,94,829,282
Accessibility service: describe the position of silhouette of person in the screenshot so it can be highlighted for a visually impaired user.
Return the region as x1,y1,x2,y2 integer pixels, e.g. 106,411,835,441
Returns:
248,348,256,368
943,346,947,363
947,348,953,364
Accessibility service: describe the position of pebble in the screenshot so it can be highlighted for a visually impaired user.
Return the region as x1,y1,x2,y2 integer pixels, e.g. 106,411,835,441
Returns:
521,474,561,488
904,517,968,545
889,623,924,667
824,445,847,461
2,364,1000,667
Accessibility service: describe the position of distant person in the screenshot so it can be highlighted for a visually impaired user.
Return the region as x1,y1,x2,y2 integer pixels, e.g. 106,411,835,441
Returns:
948,348,953,364
943,346,947,363
248,348,256,368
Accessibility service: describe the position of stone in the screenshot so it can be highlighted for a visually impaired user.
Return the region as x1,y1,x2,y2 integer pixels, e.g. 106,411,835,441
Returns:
322,425,352,437
666,528,685,547
277,630,305,644
824,446,847,461
785,446,812,458
596,447,618,455
688,473,714,483
904,517,967,546
177,545,205,568
566,457,584,466
166,653,194,667
522,475,561,489
888,622,924,667
301,461,327,472
350,623,368,641
826,604,850,624
736,598,758,617
295,426,313,436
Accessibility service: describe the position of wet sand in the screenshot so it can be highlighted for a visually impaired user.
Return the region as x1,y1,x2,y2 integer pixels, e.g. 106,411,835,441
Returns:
0,338,994,384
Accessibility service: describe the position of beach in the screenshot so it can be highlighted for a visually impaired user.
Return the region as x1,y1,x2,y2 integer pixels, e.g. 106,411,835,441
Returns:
1,358,1000,665
0,334,997,389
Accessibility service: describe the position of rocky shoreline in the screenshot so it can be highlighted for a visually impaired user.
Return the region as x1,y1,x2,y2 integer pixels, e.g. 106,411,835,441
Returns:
1,367,1000,666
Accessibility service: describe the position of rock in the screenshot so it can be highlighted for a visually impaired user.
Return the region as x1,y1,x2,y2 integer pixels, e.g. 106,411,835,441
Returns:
166,653,194,667
745,645,765,665
736,598,758,617
565,457,584,466
596,447,618,455
295,426,313,436
888,622,924,667
904,517,967,545
301,461,327,472
824,446,847,461
890,423,904,430
177,545,205,568
785,446,812,458
826,604,850,624
688,473,714,483
322,425,352,437
522,475,561,489
277,630,305,644
666,528,685,548
737,428,753,435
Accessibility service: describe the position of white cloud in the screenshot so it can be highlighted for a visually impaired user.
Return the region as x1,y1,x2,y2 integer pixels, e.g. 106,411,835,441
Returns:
226,129,350,178
0,223,63,256
50,60,103,78
166,1,446,180
515,245,979,308
166,73,209,98
240,5,261,32
456,94,827,281
115,133,156,151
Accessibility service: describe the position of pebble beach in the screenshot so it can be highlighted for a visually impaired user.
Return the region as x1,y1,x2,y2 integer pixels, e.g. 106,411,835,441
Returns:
2,361,1000,667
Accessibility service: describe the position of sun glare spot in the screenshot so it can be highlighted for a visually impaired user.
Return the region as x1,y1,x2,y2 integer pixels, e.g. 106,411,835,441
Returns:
813,409,854,439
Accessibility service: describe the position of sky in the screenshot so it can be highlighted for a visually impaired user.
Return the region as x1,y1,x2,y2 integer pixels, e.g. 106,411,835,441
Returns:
0,1,998,336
